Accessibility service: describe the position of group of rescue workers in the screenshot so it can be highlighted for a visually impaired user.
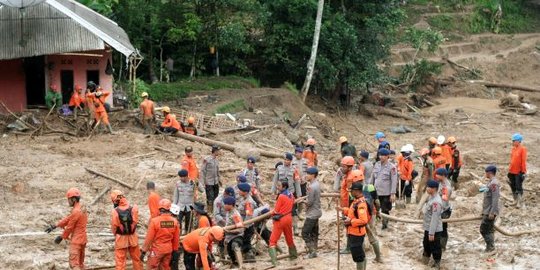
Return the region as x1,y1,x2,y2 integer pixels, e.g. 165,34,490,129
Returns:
46,98,528,270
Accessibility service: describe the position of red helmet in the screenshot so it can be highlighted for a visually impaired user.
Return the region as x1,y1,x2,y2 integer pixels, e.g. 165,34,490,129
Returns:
210,226,224,241
159,199,172,210
66,188,81,198
110,190,124,202
350,170,364,181
341,156,355,166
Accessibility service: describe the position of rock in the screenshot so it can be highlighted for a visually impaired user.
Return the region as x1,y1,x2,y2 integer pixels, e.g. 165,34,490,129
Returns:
11,182,25,193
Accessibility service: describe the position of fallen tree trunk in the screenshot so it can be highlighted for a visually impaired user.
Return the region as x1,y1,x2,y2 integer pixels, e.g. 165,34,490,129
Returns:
468,80,540,93
173,132,283,158
85,168,134,189
363,104,423,124
379,213,482,224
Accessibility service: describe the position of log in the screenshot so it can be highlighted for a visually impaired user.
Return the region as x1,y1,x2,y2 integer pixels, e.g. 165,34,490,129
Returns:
467,80,540,93
154,146,175,154
85,168,134,189
173,132,282,158
0,101,38,130
363,104,423,124
379,213,482,224
293,114,307,130
494,223,540,237
133,172,148,190
238,129,260,138
90,186,111,206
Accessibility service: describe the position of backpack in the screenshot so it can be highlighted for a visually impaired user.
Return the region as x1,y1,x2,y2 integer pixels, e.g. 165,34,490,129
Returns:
115,207,135,235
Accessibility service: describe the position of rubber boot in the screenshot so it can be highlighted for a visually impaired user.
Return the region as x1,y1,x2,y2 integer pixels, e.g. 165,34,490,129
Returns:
422,256,430,265
382,218,388,230
406,197,412,204
516,194,522,208
340,238,351,254
372,241,383,263
506,194,518,207
432,260,441,270
484,232,495,252
233,243,243,269
288,246,298,260
440,236,448,251
269,247,278,267
356,261,366,270
293,216,300,236
107,124,114,134
276,246,284,254
307,242,317,258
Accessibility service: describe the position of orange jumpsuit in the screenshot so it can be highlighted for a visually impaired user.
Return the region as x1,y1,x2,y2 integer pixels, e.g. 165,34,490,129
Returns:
111,198,143,270
181,155,199,181
433,155,446,171
90,92,110,125
85,92,95,113
509,144,527,174
56,202,88,269
182,227,217,270
198,215,211,228
161,114,181,131
269,190,295,248
142,213,180,270
343,197,369,236
302,148,318,167
441,145,453,168
148,191,161,219
339,170,358,208
69,91,84,108
397,155,413,182
184,124,198,135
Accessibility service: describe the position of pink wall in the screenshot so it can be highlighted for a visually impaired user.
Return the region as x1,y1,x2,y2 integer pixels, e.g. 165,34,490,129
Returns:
0,59,26,113
47,49,114,104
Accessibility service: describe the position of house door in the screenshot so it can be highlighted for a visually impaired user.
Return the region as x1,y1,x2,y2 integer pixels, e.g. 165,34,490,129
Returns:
87,70,100,87
61,70,74,104
24,56,45,105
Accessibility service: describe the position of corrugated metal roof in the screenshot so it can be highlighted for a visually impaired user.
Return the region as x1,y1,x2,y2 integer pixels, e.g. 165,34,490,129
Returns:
0,0,136,60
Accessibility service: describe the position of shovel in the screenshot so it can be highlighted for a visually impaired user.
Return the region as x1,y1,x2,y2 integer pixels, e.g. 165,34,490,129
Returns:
396,179,406,209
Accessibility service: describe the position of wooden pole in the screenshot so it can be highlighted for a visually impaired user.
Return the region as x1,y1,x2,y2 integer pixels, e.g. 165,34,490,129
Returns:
90,186,111,206
85,168,134,189
336,202,340,270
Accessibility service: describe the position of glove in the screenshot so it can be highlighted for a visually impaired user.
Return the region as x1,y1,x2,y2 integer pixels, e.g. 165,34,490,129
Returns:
45,225,56,234
260,208,270,215
479,186,488,193
54,236,63,244
140,250,146,262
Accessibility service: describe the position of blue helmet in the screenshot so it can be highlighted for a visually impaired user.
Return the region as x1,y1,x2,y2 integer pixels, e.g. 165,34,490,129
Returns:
375,132,385,139
511,133,523,142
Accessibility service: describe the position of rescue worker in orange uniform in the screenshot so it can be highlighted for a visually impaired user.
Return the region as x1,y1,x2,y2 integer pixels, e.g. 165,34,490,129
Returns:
303,138,318,166
192,202,212,228
268,180,297,267
437,135,453,171
181,146,199,181
335,156,356,208
182,226,224,270
68,85,85,118
446,136,463,188
398,144,415,204
85,82,97,116
110,190,143,270
340,182,369,270
141,199,180,270
147,181,161,219
87,87,113,134
432,147,446,171
428,137,437,155
139,92,155,134
417,148,435,203
159,106,182,134
45,188,88,270
184,116,198,135
507,133,527,208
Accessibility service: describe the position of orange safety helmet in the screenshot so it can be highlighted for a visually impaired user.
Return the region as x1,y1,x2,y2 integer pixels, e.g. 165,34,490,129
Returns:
110,190,124,202
420,148,430,156
75,85,82,91
66,188,81,198
159,199,172,210
432,147,442,155
188,117,195,124
341,156,355,166
350,170,364,181
428,137,437,144
306,138,316,146
447,136,457,143
209,226,225,241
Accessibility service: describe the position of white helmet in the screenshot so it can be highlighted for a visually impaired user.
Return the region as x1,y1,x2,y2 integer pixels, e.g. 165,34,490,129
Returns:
400,145,409,153
405,143,415,153
437,135,446,145
170,203,180,215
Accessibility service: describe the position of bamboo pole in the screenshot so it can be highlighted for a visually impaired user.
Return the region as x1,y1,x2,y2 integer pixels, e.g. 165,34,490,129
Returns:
85,168,134,189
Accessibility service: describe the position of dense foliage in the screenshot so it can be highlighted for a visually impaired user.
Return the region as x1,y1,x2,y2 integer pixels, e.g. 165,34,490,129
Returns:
80,0,405,98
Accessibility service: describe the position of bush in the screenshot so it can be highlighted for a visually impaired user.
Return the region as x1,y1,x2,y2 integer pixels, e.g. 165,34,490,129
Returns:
215,99,245,114
400,59,443,90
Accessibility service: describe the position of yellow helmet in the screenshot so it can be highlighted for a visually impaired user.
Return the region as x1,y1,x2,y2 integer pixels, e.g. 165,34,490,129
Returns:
339,136,348,143
162,106,171,113
141,92,148,98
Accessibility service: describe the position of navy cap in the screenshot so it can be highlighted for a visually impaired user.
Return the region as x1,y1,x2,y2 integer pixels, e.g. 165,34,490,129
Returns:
295,147,303,153
285,152,293,160
237,175,247,183
360,151,369,159
247,156,256,163
351,182,363,191
435,168,448,176
237,183,251,192
224,187,235,197
378,148,391,156
427,180,439,188
178,169,188,177
211,145,221,153
485,165,497,174
223,196,236,205
306,167,319,175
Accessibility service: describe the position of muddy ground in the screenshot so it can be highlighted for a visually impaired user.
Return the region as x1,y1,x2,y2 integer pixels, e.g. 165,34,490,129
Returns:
1,34,540,270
